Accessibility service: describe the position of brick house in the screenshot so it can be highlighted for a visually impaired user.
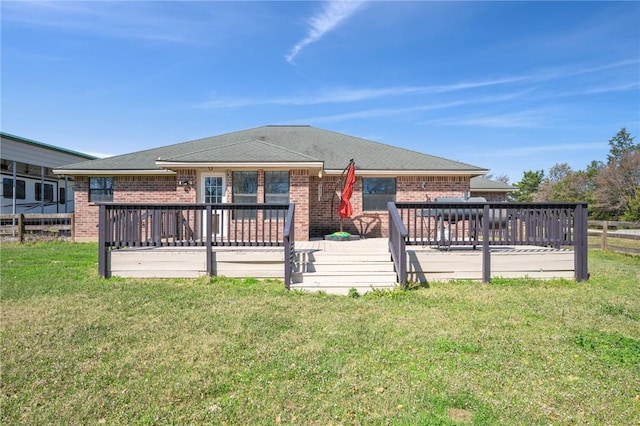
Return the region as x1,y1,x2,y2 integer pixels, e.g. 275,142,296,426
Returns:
55,125,494,241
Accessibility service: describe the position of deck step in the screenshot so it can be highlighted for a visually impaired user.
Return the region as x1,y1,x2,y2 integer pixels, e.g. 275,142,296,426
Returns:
298,262,395,273
294,246,398,294
297,271,398,284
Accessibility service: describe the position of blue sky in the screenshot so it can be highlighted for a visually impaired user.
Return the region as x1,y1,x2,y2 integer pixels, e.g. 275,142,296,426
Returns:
2,1,639,182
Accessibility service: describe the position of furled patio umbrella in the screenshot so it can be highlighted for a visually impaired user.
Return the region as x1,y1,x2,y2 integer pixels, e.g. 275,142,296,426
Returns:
338,159,356,232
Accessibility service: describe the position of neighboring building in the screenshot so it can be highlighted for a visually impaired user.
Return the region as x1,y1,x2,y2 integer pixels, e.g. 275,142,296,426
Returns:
54,125,490,241
1,132,97,214
470,176,516,201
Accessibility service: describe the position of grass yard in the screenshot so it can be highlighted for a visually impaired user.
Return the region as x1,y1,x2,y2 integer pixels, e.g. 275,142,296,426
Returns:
1,242,639,425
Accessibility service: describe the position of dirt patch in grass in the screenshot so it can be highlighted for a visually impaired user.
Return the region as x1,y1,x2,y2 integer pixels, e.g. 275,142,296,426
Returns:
448,407,473,424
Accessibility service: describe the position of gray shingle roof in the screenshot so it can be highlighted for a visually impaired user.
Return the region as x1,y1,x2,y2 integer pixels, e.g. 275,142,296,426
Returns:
470,176,516,192
56,125,487,173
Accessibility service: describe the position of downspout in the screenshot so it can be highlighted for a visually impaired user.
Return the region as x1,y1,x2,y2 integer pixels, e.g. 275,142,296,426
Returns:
64,176,69,213
40,166,45,214
12,161,17,236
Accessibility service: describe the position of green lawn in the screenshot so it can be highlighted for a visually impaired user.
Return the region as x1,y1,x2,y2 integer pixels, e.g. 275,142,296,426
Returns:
1,242,639,425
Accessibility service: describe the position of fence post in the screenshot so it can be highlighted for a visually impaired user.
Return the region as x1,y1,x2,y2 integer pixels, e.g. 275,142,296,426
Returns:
71,213,76,242
18,214,25,243
601,220,608,250
482,204,490,283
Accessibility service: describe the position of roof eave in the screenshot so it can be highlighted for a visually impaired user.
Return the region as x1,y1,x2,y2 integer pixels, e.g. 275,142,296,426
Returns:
156,160,325,170
53,169,176,176
323,169,489,176
471,188,516,193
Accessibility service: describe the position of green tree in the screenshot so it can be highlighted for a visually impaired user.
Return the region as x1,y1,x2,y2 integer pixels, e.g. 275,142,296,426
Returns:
511,170,544,202
622,187,640,222
593,129,640,219
607,128,638,164
584,160,605,218
535,163,588,202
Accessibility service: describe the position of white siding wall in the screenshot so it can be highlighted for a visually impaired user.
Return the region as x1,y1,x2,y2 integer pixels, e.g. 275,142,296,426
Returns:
1,135,92,213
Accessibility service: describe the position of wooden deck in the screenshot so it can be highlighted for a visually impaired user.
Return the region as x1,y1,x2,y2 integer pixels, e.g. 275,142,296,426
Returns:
98,201,589,288
407,245,574,281
109,238,576,294
296,238,574,283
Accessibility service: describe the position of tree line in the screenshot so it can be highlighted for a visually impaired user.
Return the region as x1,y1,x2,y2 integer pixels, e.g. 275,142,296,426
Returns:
509,128,639,221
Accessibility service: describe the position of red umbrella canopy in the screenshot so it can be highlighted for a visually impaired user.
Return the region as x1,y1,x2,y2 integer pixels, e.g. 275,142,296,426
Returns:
338,161,356,219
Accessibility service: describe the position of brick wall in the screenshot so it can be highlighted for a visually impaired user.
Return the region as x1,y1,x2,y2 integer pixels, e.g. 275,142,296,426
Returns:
309,175,471,239
74,171,196,241
73,171,471,241
290,169,310,241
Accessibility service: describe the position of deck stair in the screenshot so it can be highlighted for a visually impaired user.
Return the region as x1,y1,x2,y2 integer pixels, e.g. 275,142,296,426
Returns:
291,238,398,295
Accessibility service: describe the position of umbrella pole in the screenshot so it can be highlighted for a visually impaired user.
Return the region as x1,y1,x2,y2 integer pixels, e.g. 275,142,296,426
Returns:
340,217,343,232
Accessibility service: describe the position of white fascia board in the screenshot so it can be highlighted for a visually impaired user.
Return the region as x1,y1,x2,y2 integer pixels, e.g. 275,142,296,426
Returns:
156,161,325,170
53,169,176,176
471,188,516,193
323,169,489,176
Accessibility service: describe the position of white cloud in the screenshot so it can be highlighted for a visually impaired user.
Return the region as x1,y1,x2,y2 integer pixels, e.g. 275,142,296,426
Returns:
421,110,549,129
476,142,605,158
196,77,529,109
197,56,638,109
285,0,367,63
528,58,640,83
290,92,529,124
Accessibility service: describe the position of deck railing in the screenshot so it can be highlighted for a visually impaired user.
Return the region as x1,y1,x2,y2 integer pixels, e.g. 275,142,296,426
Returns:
283,204,295,290
391,202,589,282
388,201,408,286
98,203,293,278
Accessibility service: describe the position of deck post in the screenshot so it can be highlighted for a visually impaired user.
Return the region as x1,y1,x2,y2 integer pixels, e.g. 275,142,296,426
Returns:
98,204,108,278
482,204,490,283
283,203,295,290
206,205,213,276
574,204,589,282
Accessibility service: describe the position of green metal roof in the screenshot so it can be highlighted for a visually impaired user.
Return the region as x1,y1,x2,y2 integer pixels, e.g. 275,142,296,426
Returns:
56,125,487,173
1,131,97,160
